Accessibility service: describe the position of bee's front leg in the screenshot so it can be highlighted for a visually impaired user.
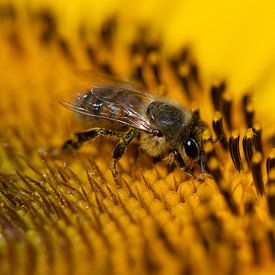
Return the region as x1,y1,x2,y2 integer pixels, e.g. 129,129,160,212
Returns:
173,149,194,176
62,128,123,151
112,129,137,187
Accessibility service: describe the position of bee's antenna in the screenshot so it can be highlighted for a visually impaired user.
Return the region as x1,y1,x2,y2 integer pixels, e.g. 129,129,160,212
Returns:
199,151,205,181
212,136,225,143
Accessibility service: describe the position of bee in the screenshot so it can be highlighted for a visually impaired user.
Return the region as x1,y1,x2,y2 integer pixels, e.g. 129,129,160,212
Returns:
61,82,208,182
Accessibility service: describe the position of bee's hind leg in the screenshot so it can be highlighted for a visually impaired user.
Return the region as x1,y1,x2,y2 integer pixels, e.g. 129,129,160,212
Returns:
62,128,123,151
112,129,137,187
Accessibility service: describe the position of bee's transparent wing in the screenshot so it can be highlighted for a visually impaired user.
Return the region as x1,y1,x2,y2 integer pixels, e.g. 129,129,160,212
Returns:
61,84,156,133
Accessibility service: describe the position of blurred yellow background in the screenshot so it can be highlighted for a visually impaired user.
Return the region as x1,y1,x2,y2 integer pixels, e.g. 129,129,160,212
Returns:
14,0,275,122
10,0,275,125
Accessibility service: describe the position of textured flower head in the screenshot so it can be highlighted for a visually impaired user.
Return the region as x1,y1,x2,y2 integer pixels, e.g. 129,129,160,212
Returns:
0,1,275,275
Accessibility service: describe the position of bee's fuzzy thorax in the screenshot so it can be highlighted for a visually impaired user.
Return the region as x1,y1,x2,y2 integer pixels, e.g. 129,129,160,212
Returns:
139,133,169,157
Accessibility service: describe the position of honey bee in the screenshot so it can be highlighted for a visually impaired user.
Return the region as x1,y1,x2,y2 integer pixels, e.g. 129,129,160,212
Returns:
61,83,208,182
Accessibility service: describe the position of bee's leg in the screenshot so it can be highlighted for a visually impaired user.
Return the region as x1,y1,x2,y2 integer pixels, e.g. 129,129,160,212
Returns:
173,149,193,176
198,151,205,182
62,128,123,151
112,129,137,186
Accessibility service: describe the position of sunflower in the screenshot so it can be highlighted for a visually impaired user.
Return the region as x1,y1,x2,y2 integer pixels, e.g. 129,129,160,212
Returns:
0,1,275,275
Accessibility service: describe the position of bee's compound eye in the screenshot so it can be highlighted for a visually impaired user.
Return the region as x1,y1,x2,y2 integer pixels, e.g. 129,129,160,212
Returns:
184,138,199,160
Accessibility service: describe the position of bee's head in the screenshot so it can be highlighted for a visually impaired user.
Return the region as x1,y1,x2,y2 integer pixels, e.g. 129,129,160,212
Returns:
183,137,201,161
174,113,208,177
182,113,208,159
